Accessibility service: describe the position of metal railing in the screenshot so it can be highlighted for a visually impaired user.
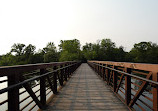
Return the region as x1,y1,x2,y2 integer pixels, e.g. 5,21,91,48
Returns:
88,61,158,111
0,61,81,111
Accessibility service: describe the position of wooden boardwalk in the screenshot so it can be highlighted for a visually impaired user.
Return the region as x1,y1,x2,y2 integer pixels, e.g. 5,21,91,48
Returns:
44,63,129,111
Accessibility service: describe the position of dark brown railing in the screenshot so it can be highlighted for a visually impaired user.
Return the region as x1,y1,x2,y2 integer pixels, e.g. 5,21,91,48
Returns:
0,61,81,111
88,61,158,111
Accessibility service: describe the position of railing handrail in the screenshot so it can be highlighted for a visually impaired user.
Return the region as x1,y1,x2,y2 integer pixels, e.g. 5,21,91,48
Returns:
88,60,158,111
90,62,158,85
0,61,78,76
0,63,78,95
0,61,81,111
89,61,158,72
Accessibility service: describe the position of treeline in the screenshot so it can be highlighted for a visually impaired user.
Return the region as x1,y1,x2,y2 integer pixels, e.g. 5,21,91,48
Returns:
0,38,158,66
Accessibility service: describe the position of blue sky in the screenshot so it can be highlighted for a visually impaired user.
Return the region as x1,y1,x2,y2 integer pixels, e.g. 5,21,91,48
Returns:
0,0,158,54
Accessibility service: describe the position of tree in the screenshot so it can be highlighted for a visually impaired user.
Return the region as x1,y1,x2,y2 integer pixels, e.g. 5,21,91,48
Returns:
82,43,97,60
11,43,26,56
129,41,158,63
0,53,16,66
114,46,127,62
59,39,81,61
9,43,37,64
43,42,58,62
24,44,36,56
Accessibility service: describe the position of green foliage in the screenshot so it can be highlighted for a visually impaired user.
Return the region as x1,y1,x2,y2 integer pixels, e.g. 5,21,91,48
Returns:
43,42,58,62
59,39,81,61
129,42,158,63
82,43,98,60
11,43,26,56
0,39,157,66
0,53,16,66
82,39,127,62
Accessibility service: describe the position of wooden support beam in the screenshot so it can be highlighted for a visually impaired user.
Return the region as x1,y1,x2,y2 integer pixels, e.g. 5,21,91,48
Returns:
98,63,99,74
125,68,131,105
100,63,102,77
129,72,152,107
102,64,106,81
40,69,46,106
113,66,117,92
153,72,158,111
20,76,43,109
8,73,19,111
116,74,124,93
67,63,70,78
109,69,113,84
64,64,67,81
106,65,109,84
59,65,64,86
53,66,57,94
46,75,56,94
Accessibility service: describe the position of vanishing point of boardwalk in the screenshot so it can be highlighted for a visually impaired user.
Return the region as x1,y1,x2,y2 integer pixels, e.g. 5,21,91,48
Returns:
44,63,129,111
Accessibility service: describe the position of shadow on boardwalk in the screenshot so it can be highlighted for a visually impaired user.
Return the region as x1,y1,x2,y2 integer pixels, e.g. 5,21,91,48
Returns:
44,63,129,111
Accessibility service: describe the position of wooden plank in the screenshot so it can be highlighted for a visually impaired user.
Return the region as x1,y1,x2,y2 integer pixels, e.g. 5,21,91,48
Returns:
46,63,128,111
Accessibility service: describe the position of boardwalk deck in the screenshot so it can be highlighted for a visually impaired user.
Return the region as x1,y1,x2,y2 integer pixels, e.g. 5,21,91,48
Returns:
44,63,129,111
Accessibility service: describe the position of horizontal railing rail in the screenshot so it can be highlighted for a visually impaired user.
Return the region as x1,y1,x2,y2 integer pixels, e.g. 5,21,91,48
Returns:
0,61,81,111
88,61,158,111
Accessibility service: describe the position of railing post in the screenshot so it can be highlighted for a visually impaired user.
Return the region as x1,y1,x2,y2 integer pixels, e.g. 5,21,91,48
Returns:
73,63,75,73
125,68,131,105
40,68,46,106
113,66,117,92
8,74,19,111
64,64,67,81
153,72,158,111
53,66,57,94
106,64,109,84
100,63,102,77
102,64,106,80
60,65,64,86
73,63,76,73
95,63,97,72
67,63,69,78
98,63,99,74
69,63,72,75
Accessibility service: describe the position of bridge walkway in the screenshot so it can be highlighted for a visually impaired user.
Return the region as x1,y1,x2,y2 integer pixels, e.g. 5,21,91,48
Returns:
44,63,129,111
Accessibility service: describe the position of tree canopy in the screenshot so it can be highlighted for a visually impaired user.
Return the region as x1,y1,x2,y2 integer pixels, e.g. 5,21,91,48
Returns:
58,39,81,61
0,39,157,66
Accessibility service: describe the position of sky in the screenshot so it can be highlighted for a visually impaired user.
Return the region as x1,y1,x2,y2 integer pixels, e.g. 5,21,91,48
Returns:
0,0,158,55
